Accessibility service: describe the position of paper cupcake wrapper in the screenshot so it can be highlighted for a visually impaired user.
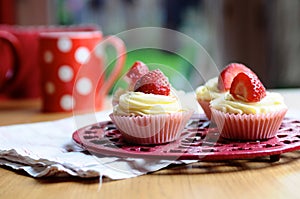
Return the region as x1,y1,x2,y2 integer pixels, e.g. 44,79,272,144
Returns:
109,111,193,145
197,99,211,119
211,108,288,140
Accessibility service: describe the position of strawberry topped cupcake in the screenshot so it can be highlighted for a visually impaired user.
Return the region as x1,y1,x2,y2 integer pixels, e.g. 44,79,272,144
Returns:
196,77,222,119
110,62,193,144
196,63,255,119
211,70,288,140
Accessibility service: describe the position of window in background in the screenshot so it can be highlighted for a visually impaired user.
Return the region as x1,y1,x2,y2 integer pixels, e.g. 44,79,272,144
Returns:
206,0,300,88
50,0,300,89
53,0,211,89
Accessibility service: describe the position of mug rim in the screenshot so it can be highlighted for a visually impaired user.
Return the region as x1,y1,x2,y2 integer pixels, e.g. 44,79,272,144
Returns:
39,30,102,39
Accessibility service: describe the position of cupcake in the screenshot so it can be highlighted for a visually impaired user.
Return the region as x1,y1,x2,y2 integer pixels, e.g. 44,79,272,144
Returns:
210,71,288,140
196,63,255,119
196,77,223,119
110,63,193,145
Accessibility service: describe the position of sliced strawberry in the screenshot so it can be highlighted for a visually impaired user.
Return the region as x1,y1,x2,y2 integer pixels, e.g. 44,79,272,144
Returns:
230,72,266,102
134,69,170,96
218,63,256,92
125,61,149,85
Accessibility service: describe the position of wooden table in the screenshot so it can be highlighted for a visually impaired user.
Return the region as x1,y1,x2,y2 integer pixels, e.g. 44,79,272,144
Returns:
0,89,300,199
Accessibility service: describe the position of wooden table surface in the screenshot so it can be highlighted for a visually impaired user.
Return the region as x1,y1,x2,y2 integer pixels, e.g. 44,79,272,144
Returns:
0,89,300,199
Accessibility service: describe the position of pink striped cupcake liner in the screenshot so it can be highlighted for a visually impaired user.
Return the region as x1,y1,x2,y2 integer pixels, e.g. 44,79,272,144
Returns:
211,108,288,140
109,110,193,145
197,99,211,119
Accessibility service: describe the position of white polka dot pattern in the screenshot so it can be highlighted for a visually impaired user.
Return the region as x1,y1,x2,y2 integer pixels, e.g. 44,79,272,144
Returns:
57,37,72,53
44,50,53,63
40,32,106,112
76,77,92,95
45,81,55,94
75,47,90,64
58,65,73,82
60,95,74,111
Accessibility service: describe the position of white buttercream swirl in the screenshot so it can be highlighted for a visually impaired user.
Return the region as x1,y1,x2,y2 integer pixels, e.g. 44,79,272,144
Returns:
210,92,287,114
113,92,183,115
196,77,225,101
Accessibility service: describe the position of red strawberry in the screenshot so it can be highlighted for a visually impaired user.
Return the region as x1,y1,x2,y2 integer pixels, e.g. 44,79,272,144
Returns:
125,61,149,85
218,63,256,92
230,72,266,102
134,69,171,96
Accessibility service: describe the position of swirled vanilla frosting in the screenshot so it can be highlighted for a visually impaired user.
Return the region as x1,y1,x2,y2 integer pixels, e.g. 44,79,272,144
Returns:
113,91,183,115
210,92,287,114
196,77,224,101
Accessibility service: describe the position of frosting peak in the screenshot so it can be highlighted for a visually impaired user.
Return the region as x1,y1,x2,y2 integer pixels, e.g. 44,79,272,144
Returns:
210,92,287,114
196,77,224,101
113,92,183,115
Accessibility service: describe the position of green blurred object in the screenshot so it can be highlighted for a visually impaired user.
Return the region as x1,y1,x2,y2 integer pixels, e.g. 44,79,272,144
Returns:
57,0,73,25
105,48,193,93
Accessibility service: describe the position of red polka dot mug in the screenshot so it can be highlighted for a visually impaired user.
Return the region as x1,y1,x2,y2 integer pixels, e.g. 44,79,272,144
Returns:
38,31,126,113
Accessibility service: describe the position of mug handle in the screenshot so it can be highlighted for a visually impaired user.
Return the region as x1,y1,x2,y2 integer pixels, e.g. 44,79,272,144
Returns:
0,31,21,91
99,35,126,96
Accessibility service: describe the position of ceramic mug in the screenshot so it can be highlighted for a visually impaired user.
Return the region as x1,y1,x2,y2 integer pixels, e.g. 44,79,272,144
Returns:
38,30,126,112
0,30,21,97
0,25,99,99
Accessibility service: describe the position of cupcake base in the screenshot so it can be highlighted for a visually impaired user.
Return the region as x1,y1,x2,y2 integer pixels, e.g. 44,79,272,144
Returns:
109,111,193,145
211,108,288,140
197,99,211,119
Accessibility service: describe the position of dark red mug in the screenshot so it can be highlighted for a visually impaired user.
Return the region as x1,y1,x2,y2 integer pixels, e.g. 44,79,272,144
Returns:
0,25,99,99
0,30,21,97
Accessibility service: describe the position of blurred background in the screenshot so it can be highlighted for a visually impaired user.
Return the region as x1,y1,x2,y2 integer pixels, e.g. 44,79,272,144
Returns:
1,0,300,90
